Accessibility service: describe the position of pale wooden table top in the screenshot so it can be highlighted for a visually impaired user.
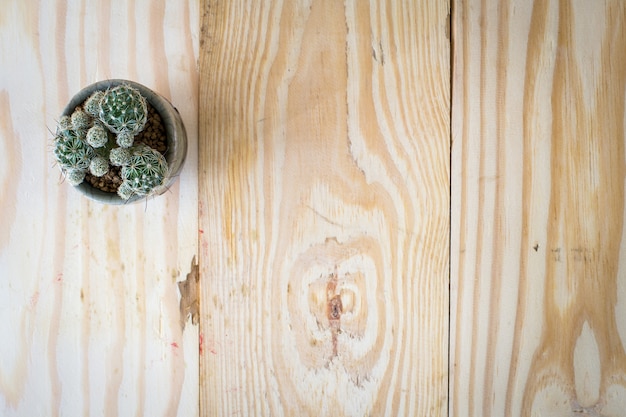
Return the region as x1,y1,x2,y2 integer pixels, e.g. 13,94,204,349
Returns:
4,1,626,416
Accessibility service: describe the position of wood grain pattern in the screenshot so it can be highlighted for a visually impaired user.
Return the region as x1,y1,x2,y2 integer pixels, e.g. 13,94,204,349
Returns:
199,0,450,415
0,1,199,415
451,0,626,415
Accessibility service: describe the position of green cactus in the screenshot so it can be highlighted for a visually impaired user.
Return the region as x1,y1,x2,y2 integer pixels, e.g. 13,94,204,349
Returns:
99,84,147,142
85,123,109,148
53,82,169,200
119,145,169,199
116,131,134,148
58,115,72,130
66,169,86,186
109,147,131,166
116,181,134,201
53,128,94,173
84,90,104,117
89,156,109,177
71,108,92,130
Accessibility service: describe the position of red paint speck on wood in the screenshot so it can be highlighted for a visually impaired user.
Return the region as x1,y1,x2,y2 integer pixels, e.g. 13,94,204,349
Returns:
201,239,210,258
30,291,40,309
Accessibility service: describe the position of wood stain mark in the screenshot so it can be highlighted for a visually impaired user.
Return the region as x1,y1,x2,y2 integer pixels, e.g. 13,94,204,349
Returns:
29,291,40,310
326,267,343,358
132,206,147,417
149,2,172,98
0,91,21,253
49,5,70,408
206,338,220,356
445,9,451,41
103,208,125,417
178,255,200,330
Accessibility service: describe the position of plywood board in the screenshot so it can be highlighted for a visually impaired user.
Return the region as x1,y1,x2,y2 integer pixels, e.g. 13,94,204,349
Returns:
0,1,199,415
198,0,450,415
451,1,626,415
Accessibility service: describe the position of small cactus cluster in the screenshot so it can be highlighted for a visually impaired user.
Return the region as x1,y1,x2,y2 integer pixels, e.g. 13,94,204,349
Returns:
53,83,169,200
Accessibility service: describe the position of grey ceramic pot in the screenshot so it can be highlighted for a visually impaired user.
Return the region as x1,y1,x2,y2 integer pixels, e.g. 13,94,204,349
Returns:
60,79,187,204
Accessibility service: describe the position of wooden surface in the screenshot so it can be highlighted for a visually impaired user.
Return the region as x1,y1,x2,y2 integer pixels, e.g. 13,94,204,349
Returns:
0,1,199,416
198,0,450,415
5,0,626,416
451,0,626,416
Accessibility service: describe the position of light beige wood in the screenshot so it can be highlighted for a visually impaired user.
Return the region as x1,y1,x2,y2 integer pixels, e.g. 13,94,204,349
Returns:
199,0,450,415
451,0,626,415
0,1,199,415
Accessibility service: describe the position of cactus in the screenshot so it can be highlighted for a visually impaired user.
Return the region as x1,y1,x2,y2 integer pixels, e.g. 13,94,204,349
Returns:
89,156,109,177
98,84,147,146
52,82,169,201
84,90,104,117
85,123,109,148
58,115,73,130
119,145,169,199
66,169,86,186
116,131,134,148
71,109,92,130
53,128,94,172
116,181,134,201
109,147,131,166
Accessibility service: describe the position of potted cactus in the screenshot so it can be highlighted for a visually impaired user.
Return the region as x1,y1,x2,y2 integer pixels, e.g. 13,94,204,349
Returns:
52,79,187,204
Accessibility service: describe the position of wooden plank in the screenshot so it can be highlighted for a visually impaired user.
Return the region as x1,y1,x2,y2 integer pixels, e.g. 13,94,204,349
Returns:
198,0,450,415
451,0,626,415
0,1,199,415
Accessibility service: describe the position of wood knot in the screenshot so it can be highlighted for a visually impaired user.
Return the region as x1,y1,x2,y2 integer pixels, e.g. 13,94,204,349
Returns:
328,294,343,321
